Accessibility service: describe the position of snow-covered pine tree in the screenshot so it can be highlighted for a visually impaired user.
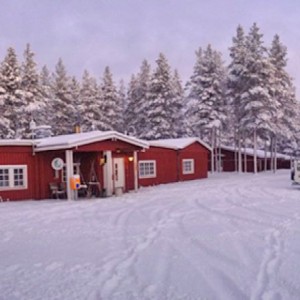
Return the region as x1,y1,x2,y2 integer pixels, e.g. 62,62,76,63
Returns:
21,44,46,137
227,25,248,171
227,25,247,128
69,76,81,131
144,53,175,140
51,58,75,135
241,23,277,172
185,45,227,143
170,69,185,137
0,62,11,138
98,66,120,131
116,80,126,132
0,47,24,138
124,60,151,138
269,34,298,155
39,65,54,127
124,74,139,136
241,24,276,135
0,82,11,138
79,70,101,131
184,47,204,137
135,60,151,138
245,26,276,135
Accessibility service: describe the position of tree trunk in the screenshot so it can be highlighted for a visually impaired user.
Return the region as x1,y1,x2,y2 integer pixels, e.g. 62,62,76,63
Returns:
264,141,267,171
253,128,257,174
243,132,247,173
270,137,274,171
274,135,277,173
218,128,222,172
211,127,214,173
234,130,238,172
238,130,242,173
214,128,218,172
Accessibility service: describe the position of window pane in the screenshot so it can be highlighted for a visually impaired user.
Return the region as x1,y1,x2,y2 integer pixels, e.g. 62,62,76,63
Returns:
139,161,156,178
13,168,24,187
183,159,194,174
0,168,9,187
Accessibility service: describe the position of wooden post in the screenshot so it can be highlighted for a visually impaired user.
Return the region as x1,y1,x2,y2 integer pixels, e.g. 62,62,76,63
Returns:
65,150,74,200
103,150,113,196
133,151,138,191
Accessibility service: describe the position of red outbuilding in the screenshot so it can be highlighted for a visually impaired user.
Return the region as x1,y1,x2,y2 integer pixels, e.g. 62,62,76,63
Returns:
138,138,211,187
209,145,291,172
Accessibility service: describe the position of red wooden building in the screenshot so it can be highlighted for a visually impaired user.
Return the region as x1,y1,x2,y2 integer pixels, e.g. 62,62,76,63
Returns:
0,131,148,201
210,146,291,172
0,132,211,201
138,138,211,187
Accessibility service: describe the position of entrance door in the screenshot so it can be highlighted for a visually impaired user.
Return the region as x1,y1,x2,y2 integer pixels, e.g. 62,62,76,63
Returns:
113,158,125,190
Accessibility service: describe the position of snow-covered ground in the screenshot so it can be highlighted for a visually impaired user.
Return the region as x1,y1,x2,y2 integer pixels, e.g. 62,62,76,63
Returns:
1,170,300,300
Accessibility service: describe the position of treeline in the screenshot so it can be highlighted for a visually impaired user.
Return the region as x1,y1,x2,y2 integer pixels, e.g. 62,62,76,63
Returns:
0,23,299,156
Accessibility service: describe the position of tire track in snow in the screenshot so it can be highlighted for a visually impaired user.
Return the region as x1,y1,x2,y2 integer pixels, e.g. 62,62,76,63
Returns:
193,198,274,229
220,178,300,232
251,213,300,300
98,206,177,299
250,229,284,300
213,174,295,230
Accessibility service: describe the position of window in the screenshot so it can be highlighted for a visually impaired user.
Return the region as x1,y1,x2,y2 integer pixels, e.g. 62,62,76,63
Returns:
182,159,194,174
139,160,156,178
0,165,27,190
62,163,80,182
0,168,9,187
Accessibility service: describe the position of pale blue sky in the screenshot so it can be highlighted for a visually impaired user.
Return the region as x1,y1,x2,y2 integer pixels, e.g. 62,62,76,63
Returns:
1,0,299,94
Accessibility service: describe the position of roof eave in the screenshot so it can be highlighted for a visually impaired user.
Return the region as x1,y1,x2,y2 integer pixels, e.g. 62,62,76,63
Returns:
35,132,149,152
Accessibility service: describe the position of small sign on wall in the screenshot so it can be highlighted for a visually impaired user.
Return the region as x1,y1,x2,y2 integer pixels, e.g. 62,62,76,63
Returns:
51,157,64,171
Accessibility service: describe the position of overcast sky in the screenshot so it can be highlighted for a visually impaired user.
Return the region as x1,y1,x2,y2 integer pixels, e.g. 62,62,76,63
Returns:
1,0,299,95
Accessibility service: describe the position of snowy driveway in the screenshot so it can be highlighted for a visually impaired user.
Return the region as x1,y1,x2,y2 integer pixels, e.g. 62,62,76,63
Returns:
1,170,300,300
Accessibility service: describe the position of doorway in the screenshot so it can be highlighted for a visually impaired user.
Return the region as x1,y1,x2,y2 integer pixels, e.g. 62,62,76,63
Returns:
113,158,125,194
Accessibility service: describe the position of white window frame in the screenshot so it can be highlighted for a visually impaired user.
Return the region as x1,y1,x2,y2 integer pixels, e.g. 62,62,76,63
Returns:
0,165,28,190
139,160,157,179
182,159,195,175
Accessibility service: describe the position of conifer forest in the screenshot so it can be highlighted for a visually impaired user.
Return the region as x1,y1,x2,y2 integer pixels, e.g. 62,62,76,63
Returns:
0,23,299,156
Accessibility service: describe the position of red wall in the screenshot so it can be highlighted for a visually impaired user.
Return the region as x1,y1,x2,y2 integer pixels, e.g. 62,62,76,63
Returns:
178,143,209,181
35,151,65,199
138,142,209,187
0,146,37,201
138,147,178,186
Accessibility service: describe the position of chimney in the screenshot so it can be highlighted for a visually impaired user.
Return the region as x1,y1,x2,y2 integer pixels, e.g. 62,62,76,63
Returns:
74,124,81,134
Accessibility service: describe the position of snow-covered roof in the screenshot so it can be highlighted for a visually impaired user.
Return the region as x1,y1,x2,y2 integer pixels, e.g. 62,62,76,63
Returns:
0,133,212,152
221,145,291,160
0,139,34,146
148,137,212,151
34,131,149,152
